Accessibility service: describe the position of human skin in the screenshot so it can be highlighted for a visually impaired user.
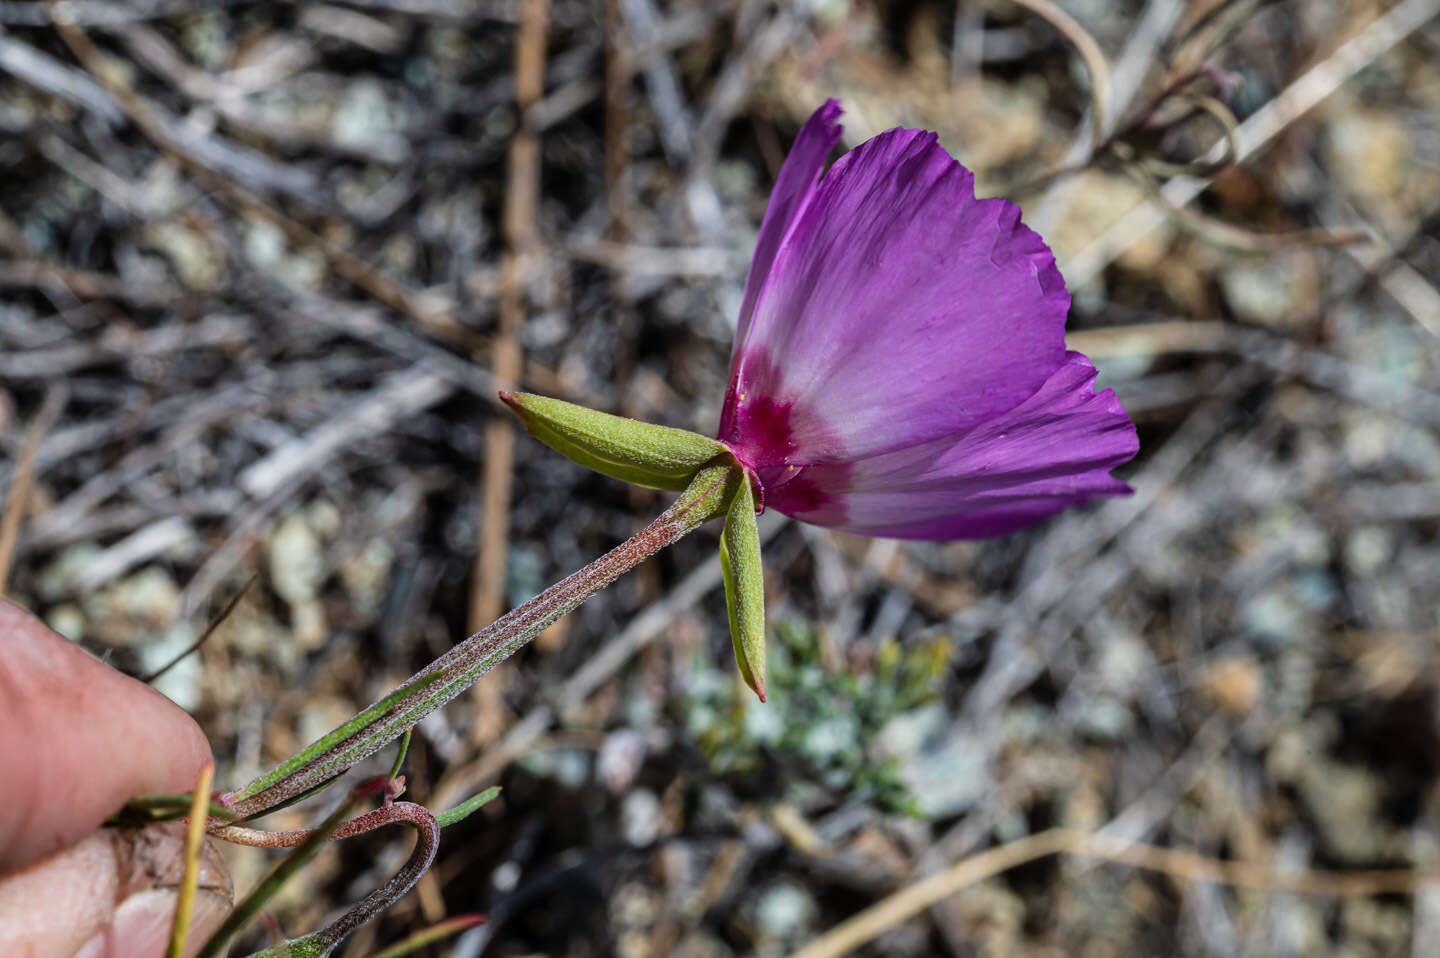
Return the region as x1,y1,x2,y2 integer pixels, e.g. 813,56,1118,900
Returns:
0,598,232,957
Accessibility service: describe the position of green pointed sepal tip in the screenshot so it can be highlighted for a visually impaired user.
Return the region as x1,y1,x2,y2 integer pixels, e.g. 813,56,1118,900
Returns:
500,391,727,492
719,473,767,702
241,932,331,958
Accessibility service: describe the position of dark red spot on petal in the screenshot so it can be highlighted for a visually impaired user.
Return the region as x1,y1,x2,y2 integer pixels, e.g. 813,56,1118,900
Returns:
718,347,851,525
768,470,833,514
726,395,798,468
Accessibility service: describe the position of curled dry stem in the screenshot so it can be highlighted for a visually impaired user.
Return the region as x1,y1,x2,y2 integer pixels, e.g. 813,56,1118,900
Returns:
1006,0,1113,148
195,781,383,958
307,801,442,954
1119,161,1366,253
230,801,443,958
1115,93,1240,179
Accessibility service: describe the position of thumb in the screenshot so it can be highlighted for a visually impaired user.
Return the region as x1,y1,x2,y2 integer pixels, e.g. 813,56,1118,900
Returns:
0,822,232,958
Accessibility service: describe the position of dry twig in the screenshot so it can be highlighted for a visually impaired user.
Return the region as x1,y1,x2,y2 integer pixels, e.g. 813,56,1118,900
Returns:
0,384,67,594
466,0,551,747
791,828,1440,958
45,3,471,345
1062,0,1440,286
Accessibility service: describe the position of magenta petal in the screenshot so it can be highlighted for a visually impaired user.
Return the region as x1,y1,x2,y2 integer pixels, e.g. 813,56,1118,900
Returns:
768,353,1139,539
732,100,844,352
723,123,1069,465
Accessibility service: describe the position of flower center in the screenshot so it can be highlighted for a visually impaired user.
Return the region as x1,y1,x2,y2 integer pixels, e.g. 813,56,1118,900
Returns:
723,392,797,473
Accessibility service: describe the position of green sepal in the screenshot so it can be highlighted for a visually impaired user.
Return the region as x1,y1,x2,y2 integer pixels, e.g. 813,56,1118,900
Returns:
501,392,727,491
241,935,330,958
720,475,767,702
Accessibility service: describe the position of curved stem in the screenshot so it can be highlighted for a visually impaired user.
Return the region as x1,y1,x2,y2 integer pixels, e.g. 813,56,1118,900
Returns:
234,801,442,958
312,801,440,950
224,464,737,820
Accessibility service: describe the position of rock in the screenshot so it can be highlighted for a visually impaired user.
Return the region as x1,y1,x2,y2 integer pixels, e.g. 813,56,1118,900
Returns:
1254,507,1332,567
180,10,232,71
838,826,909,885
244,217,325,287
83,566,182,647
1201,656,1264,715
1096,631,1152,696
223,603,301,677
137,621,203,712
142,220,224,292
289,597,328,651
37,545,103,602
330,80,408,160
45,603,85,643
517,747,591,790
875,701,947,755
938,879,1027,956
1050,171,1166,268
598,728,648,794
1302,757,1388,863
1219,260,1298,328
339,538,394,622
268,512,326,605
306,499,342,539
1342,898,1412,955
620,789,662,846
753,882,818,943
1324,108,1437,227
242,218,285,267
611,880,660,931
1242,587,1310,649
1345,527,1393,578
1074,695,1135,741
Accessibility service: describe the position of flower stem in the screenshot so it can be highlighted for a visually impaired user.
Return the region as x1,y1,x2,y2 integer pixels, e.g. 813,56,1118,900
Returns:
224,463,738,820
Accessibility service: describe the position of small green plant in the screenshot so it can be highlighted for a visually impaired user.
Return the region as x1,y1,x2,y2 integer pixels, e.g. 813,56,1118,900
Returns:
685,621,953,814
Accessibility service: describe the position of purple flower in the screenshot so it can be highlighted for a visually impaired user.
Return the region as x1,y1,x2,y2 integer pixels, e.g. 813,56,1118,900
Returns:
717,101,1139,540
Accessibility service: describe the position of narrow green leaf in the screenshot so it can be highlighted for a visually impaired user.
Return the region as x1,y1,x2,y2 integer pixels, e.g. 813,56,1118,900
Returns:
502,391,726,491
435,786,501,828
366,916,485,958
235,772,345,823
720,476,767,702
228,670,446,811
106,794,237,827
387,728,413,784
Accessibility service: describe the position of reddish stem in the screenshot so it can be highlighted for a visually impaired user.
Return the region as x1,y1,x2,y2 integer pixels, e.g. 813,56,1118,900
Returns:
224,464,736,820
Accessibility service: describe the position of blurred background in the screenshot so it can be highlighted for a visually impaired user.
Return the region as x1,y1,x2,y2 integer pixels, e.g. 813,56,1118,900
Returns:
2,0,1439,955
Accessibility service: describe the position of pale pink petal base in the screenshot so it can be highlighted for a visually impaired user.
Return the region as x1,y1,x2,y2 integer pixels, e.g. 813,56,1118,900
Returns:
768,353,1138,539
